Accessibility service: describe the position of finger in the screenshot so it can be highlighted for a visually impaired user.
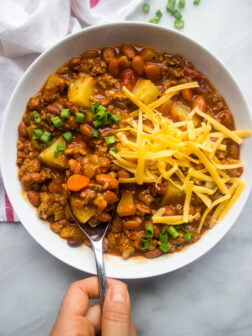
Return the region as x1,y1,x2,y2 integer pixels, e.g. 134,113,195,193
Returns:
102,282,131,336
50,315,95,336
59,276,100,317
86,304,101,334
130,322,137,336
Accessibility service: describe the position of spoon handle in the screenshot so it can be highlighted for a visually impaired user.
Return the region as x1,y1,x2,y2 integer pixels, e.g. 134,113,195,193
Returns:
91,239,107,308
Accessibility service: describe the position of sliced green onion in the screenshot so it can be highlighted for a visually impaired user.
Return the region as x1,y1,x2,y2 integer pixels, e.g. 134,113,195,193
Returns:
74,112,84,123
32,129,43,139
51,116,63,128
93,129,99,138
149,16,160,24
33,111,41,124
79,108,87,114
155,9,163,18
103,112,112,125
63,131,73,142
105,136,115,145
159,243,171,253
90,105,96,113
40,131,52,145
140,237,150,250
179,0,185,9
111,114,120,123
93,120,103,128
54,151,58,158
93,110,106,121
96,105,107,113
168,226,179,238
172,9,182,20
144,214,151,221
95,101,101,108
183,233,191,240
166,0,176,13
194,0,200,5
174,19,184,29
145,224,154,238
143,3,150,13
57,145,66,152
175,225,183,230
155,196,162,206
61,109,70,119
159,232,168,243
109,147,117,153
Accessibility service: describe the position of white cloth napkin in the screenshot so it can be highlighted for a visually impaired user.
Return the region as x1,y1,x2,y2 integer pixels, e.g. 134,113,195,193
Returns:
0,0,143,221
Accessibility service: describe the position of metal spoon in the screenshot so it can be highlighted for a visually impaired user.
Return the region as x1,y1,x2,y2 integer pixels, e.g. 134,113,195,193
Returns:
66,198,116,308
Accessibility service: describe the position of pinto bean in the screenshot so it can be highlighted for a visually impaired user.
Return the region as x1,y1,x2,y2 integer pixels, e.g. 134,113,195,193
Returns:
121,44,136,60
121,69,138,90
103,190,118,203
193,96,206,111
64,115,78,130
183,66,202,80
96,212,111,222
144,64,161,81
163,207,176,216
117,170,131,178
118,56,130,70
132,56,145,75
69,56,81,70
80,124,93,139
68,159,78,173
182,89,193,102
27,190,40,207
218,111,234,130
108,58,119,76
102,47,116,64
227,144,240,160
18,121,28,138
124,217,142,230
145,248,163,259
96,174,119,189
46,104,61,115
82,49,98,59
149,181,167,196
67,237,83,247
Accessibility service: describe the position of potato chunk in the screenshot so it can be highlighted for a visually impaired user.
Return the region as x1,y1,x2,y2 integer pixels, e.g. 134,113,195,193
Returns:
132,79,160,105
163,181,185,204
39,136,67,169
171,102,199,126
68,76,95,107
117,191,136,217
71,203,97,223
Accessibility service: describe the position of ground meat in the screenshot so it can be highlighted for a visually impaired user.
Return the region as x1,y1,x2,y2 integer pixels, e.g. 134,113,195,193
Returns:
97,73,121,90
118,234,135,259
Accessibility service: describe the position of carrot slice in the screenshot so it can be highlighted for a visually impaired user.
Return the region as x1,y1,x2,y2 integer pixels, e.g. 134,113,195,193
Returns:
67,174,90,191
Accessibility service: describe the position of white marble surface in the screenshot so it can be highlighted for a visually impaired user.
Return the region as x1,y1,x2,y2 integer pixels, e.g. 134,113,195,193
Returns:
1,1,252,335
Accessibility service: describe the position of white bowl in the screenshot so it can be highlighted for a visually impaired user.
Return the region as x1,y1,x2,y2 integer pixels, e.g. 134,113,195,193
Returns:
1,22,251,279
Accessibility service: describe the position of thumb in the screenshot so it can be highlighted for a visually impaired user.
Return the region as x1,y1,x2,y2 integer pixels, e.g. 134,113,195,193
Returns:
102,282,131,336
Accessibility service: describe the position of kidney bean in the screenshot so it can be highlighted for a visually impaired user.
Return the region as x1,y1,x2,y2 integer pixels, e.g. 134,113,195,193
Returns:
82,49,98,59
132,56,145,75
108,58,119,76
102,47,116,64
96,174,119,189
118,56,130,70
218,110,234,130
145,248,163,259
80,124,93,139
27,190,40,207
227,143,240,160
193,96,206,111
96,212,111,222
144,64,161,81
69,56,81,70
124,217,142,230
121,69,138,90
103,190,118,203
183,66,202,80
18,121,28,138
149,181,167,196
163,207,176,216
67,237,83,247
182,89,193,102
64,115,78,130
46,104,61,115
121,44,136,60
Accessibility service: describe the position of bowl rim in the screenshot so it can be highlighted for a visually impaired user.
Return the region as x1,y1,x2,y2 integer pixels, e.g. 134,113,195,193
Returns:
1,21,251,279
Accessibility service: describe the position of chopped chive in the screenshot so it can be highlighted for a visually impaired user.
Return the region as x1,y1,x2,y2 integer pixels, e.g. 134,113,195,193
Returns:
144,214,151,221
57,145,66,152
111,114,120,123
166,0,176,13
61,109,70,119
51,116,63,128
54,151,58,158
179,0,185,9
154,196,162,206
183,233,191,240
155,9,163,18
93,120,103,128
159,243,171,253
109,147,117,153
159,232,168,243
149,16,160,24
74,112,84,123
172,9,182,20
140,236,150,250
32,129,43,139
40,131,52,145
79,108,87,114
194,0,200,4
143,3,150,13
168,226,179,238
174,19,184,29
105,136,115,145
93,129,99,138
63,131,73,142
145,224,154,238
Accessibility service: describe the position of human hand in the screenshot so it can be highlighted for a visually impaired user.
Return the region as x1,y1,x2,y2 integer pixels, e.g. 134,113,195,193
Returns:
50,276,136,336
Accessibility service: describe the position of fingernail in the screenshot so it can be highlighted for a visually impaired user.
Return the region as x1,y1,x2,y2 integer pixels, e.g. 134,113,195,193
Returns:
111,283,127,303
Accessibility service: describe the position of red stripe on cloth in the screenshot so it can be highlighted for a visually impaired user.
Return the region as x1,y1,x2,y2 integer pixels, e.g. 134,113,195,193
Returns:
90,0,100,8
5,191,14,222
